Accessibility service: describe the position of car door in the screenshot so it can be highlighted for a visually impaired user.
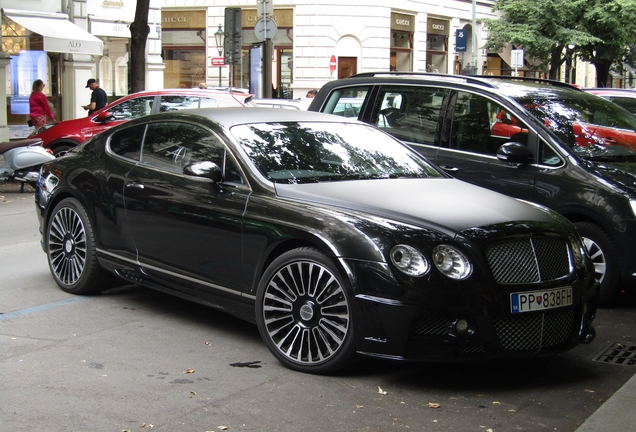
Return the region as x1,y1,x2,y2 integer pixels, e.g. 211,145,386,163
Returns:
433,90,538,202
123,119,251,299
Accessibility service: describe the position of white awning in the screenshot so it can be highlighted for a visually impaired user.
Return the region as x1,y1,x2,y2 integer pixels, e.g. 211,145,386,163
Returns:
2,9,103,56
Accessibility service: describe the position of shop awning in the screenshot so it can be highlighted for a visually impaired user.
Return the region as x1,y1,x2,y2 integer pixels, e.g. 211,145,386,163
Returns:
2,9,103,56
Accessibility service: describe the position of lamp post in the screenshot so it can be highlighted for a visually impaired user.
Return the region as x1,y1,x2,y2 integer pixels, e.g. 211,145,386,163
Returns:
215,24,225,87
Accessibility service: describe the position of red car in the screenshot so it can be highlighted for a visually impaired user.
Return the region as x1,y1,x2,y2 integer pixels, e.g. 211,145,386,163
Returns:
32,89,254,155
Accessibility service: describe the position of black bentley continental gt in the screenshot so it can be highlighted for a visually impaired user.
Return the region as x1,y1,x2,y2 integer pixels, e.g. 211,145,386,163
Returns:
35,108,598,374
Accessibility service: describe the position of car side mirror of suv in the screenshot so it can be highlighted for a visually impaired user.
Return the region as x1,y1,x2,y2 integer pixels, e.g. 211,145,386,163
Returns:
183,161,223,183
496,142,534,165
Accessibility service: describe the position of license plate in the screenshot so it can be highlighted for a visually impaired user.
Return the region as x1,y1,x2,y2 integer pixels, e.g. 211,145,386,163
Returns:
510,287,572,313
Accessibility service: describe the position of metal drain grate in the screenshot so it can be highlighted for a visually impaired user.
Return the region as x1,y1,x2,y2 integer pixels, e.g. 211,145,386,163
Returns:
592,342,636,366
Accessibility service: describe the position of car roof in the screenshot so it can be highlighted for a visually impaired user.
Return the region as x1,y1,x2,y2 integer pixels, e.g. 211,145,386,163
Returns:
121,88,251,98
314,72,583,97
150,107,359,129
584,88,636,95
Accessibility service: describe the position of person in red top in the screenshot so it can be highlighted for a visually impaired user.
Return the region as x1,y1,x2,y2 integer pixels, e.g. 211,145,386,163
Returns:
29,79,55,128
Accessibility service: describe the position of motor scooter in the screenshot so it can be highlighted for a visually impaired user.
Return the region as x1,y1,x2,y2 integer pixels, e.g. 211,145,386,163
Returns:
0,138,55,192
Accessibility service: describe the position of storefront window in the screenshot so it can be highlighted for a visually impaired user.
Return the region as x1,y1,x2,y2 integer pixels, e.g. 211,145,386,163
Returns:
161,11,207,89
426,18,449,74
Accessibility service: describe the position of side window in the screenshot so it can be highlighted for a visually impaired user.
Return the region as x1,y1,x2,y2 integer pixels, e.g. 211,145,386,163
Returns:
108,96,155,120
374,86,445,145
141,122,224,173
199,97,220,108
320,86,368,118
159,96,202,112
451,91,530,156
539,139,564,167
610,97,636,115
140,122,243,183
108,124,146,161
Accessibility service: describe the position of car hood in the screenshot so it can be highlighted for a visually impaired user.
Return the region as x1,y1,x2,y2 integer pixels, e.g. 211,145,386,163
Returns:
275,178,557,237
589,160,636,195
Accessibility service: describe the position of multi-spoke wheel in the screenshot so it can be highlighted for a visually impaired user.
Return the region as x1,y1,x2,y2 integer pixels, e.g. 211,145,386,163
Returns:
256,247,355,374
46,198,111,294
574,222,620,306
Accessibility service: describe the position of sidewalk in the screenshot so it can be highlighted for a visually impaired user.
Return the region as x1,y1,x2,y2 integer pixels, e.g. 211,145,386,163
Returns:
575,372,636,431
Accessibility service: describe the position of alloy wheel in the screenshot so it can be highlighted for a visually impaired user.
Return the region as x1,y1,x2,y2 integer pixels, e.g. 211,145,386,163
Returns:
48,206,87,286
261,260,350,366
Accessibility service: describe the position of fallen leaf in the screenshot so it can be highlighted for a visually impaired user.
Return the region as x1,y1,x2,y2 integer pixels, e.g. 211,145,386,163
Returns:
584,389,595,393
355,404,364,409
218,426,229,430
378,386,387,395
205,342,212,346
492,401,501,405
428,403,441,409
184,368,195,374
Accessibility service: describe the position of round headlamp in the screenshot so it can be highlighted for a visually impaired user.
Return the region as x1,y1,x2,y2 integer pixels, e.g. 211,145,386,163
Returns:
432,245,472,280
389,245,430,277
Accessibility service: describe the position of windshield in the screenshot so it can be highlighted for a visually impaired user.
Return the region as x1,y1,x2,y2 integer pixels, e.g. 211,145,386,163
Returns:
507,86,636,160
231,121,443,183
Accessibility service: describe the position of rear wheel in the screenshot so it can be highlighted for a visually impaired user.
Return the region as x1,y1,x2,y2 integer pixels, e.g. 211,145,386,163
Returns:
574,222,620,305
46,198,112,294
255,247,355,374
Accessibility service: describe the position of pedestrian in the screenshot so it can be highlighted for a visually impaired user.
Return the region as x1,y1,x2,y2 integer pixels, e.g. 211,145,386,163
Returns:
82,78,107,115
29,79,55,128
306,89,318,98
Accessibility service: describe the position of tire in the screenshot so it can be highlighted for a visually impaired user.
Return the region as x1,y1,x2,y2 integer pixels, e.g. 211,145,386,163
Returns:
255,247,355,374
574,222,620,305
45,198,112,294
52,144,75,157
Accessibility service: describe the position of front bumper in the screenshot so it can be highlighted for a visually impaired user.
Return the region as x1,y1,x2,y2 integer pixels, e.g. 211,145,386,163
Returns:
347,261,598,362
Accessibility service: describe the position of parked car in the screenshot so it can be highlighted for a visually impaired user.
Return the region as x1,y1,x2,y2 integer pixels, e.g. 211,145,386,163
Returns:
584,88,636,115
30,88,254,155
252,98,312,110
35,108,597,373
309,72,636,304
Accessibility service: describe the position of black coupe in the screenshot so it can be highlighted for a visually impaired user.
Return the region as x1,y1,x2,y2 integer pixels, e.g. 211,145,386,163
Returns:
35,108,598,373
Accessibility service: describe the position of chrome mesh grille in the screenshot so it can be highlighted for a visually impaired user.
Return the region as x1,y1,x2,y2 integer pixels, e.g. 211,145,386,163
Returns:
493,309,575,351
485,237,570,284
411,317,448,336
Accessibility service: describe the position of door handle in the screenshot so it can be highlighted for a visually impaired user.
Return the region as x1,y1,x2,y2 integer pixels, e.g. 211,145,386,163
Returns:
126,181,145,190
440,165,459,173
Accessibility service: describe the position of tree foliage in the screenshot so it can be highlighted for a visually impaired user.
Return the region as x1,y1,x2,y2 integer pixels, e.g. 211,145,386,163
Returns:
483,0,636,86
129,0,151,93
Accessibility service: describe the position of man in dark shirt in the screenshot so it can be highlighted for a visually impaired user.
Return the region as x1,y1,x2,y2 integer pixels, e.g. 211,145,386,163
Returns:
83,78,108,115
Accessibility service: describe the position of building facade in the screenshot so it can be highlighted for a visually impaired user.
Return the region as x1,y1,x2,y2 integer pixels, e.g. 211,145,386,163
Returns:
160,0,497,99
1,0,498,141
0,0,164,140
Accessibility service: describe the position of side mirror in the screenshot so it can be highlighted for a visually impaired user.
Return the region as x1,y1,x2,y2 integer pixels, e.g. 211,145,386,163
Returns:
496,142,534,164
183,161,222,183
94,111,114,123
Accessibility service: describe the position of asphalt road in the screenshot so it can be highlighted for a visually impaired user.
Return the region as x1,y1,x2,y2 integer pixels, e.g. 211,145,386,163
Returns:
1,189,635,432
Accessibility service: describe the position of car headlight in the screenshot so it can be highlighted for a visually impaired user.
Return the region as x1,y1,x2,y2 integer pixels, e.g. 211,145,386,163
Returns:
432,245,472,280
389,245,430,277
569,233,586,267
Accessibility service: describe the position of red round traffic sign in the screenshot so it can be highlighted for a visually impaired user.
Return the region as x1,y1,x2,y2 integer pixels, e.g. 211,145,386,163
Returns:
329,55,336,73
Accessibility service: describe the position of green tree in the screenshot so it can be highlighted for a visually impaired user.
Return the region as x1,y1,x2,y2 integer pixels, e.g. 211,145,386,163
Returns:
129,0,151,93
482,0,597,80
578,0,636,87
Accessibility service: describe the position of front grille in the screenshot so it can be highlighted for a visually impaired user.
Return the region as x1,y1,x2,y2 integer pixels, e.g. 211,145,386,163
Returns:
493,308,575,351
485,237,571,284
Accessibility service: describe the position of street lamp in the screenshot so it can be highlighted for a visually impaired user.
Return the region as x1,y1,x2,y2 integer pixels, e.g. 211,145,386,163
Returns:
215,24,225,87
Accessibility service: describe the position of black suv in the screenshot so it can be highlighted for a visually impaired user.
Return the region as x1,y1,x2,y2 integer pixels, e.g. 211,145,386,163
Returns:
308,72,636,304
